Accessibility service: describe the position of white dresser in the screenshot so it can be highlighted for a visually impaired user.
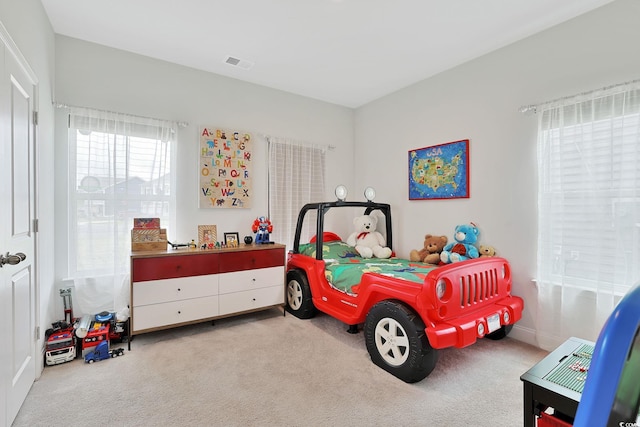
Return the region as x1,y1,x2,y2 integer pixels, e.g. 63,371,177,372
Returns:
130,244,286,335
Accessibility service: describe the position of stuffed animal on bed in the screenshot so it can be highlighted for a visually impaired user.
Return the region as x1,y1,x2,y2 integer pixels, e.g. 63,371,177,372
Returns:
479,245,496,257
440,223,480,263
409,234,448,264
346,214,392,259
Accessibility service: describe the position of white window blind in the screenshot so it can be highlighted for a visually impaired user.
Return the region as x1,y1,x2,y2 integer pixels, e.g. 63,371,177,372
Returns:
67,106,177,313
267,137,326,248
537,84,640,293
534,82,640,350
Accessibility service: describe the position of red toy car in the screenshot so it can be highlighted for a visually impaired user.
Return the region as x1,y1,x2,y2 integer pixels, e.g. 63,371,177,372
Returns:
286,199,524,383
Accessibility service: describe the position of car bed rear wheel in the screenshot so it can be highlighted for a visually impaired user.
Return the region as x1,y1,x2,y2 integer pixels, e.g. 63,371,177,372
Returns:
364,300,438,383
286,270,317,319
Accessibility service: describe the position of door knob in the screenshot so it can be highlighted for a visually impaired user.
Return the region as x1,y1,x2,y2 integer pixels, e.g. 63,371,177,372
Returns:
0,252,26,268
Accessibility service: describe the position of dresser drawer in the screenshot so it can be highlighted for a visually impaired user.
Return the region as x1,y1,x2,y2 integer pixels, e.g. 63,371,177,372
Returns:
218,266,284,294
132,295,219,332
132,253,219,282
218,247,284,273
133,275,218,306
218,286,284,316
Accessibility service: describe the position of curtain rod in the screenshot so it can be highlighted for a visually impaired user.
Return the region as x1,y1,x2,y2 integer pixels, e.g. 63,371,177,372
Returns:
53,101,189,128
518,78,640,115
262,134,335,151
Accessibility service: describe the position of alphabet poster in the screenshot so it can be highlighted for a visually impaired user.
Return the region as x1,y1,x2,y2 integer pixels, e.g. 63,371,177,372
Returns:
199,127,252,208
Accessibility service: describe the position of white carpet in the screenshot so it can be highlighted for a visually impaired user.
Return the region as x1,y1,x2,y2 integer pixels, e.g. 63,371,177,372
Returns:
13,309,547,427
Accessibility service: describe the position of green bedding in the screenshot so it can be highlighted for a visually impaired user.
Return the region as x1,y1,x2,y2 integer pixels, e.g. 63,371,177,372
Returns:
299,241,438,294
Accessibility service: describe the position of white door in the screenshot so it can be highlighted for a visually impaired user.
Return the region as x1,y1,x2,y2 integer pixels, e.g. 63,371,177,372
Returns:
0,38,38,426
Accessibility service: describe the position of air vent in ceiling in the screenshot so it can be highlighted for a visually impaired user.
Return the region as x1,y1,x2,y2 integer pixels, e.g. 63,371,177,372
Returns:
223,56,254,70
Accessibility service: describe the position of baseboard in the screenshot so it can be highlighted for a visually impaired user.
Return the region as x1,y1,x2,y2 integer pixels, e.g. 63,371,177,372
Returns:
509,324,538,348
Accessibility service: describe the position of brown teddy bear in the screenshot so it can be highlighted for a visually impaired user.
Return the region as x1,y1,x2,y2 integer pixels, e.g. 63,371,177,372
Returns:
409,234,448,264
479,245,496,257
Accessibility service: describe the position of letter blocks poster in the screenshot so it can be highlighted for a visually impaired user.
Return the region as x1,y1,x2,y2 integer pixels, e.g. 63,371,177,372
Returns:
199,127,252,208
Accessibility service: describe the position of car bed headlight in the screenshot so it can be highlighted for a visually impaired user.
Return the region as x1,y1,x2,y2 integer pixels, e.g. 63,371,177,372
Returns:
436,280,447,300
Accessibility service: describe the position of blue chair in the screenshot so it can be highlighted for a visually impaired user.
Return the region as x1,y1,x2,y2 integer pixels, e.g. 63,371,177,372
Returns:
573,284,640,427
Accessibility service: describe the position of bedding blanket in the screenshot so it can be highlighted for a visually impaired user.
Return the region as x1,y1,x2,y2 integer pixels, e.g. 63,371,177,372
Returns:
299,241,437,294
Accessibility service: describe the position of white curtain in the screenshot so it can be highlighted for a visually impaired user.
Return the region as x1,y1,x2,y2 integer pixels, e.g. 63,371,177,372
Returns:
66,106,177,316
267,136,326,248
536,81,640,350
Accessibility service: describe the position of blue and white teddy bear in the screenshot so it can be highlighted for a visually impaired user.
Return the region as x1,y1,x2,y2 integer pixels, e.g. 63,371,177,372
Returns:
440,223,480,263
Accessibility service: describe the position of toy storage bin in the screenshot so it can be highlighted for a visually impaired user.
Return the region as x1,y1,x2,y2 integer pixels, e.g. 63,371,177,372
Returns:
537,412,572,427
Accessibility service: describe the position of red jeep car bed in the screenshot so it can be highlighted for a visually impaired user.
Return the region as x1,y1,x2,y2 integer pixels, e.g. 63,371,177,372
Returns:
285,199,524,383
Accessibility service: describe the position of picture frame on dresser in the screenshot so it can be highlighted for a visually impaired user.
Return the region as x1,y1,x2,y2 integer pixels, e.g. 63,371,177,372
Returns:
198,224,217,247
224,232,239,246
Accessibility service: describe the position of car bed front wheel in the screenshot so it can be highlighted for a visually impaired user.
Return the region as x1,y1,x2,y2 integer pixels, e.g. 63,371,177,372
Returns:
485,324,513,340
286,270,317,319
364,301,438,383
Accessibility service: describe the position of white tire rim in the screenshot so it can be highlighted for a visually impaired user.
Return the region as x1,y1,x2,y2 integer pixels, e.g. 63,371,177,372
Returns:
287,280,303,310
374,317,410,366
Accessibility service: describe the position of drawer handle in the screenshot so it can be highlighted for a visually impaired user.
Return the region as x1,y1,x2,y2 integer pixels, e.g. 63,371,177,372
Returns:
178,311,181,314
177,288,181,292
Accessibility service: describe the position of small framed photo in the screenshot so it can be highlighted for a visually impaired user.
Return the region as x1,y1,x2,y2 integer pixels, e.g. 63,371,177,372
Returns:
198,225,217,248
224,232,240,247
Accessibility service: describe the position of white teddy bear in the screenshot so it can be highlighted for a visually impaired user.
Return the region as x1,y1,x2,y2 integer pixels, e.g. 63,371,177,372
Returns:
346,214,392,259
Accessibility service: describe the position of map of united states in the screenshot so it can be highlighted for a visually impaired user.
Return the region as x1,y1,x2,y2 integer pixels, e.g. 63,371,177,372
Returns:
408,140,469,200
410,150,463,192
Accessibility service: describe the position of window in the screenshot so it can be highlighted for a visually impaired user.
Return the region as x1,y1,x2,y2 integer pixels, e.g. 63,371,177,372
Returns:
534,82,640,350
537,85,640,293
267,137,326,248
67,107,177,312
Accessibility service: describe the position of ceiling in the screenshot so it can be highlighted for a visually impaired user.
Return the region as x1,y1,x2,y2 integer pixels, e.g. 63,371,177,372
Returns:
40,0,613,108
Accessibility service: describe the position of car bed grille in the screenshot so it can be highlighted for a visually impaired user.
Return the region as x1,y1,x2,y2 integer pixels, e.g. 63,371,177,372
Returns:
459,268,499,307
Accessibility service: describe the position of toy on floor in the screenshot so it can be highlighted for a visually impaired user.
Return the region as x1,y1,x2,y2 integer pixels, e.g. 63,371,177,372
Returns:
45,288,77,366
85,341,125,364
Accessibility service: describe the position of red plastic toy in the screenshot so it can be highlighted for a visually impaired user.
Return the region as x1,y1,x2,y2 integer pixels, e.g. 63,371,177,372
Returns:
252,216,273,244
286,199,524,383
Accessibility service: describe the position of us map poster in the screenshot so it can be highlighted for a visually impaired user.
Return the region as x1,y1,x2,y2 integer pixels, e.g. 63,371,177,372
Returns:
408,139,469,200
199,127,252,208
